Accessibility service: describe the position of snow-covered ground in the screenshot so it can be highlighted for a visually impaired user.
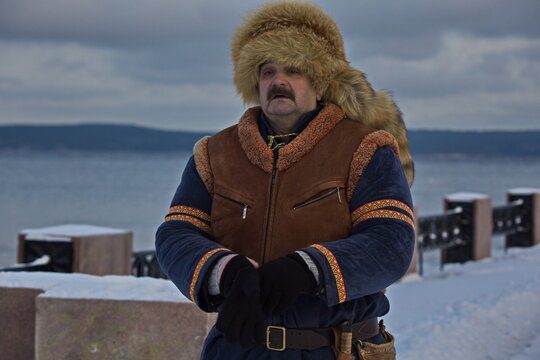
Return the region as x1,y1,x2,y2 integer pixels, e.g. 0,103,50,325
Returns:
386,244,540,360
1,244,539,359
0,271,187,302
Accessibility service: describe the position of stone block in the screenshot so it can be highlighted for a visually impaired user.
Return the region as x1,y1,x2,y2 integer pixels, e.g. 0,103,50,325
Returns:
18,224,133,275
0,287,44,360
507,189,540,247
405,206,420,275
443,193,492,264
35,297,216,360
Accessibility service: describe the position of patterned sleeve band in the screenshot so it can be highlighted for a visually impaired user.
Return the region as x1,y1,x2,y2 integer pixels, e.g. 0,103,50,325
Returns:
167,205,210,221
310,244,347,303
189,248,229,302
163,205,212,235
351,199,415,229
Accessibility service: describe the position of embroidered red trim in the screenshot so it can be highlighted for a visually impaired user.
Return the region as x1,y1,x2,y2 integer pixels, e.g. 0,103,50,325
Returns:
351,199,413,222
310,244,346,303
352,209,415,229
189,248,228,302
168,205,210,221
164,214,211,234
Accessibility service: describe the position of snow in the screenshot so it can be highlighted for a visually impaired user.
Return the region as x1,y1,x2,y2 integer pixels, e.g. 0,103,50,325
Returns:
386,245,540,360
3,255,51,269
445,192,491,201
508,188,540,195
0,272,188,303
1,245,539,358
21,224,129,241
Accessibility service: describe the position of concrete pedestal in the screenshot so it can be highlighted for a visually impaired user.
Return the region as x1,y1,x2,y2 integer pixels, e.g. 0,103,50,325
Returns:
0,272,213,360
0,287,44,360
442,193,492,264
18,224,133,275
405,206,419,275
35,297,216,360
507,189,540,247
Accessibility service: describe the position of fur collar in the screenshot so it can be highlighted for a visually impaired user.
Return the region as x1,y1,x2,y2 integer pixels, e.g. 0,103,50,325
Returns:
237,104,344,173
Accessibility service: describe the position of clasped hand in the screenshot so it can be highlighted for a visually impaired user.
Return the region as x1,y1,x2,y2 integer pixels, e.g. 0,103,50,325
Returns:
215,254,316,348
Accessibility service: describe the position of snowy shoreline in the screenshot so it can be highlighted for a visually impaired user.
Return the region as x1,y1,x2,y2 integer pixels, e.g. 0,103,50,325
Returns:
0,272,187,302
387,245,540,359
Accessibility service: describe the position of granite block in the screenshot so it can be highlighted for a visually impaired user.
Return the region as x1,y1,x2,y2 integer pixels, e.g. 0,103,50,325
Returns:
0,287,44,360
35,297,216,360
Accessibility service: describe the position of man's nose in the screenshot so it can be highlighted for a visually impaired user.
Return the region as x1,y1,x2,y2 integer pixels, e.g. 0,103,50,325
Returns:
271,71,287,86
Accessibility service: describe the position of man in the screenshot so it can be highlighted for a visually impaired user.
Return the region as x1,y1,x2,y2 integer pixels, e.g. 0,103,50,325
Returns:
156,2,415,359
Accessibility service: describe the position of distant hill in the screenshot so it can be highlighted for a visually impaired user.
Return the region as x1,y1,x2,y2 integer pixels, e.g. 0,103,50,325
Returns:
408,130,540,157
0,124,539,156
0,124,210,152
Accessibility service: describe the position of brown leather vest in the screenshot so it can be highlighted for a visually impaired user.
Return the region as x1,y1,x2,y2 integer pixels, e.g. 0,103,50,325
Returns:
206,105,374,265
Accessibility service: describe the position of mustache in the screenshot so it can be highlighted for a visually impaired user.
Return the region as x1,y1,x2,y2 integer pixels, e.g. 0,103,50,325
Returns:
267,86,295,101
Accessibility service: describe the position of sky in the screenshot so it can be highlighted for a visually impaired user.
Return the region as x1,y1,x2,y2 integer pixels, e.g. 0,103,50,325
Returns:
0,0,539,132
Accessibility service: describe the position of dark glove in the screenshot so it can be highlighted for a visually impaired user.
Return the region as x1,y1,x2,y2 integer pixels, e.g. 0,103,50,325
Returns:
215,255,265,348
259,253,317,317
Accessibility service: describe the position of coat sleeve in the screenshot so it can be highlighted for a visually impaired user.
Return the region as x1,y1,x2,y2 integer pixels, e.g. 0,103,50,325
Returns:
155,155,234,312
301,145,415,307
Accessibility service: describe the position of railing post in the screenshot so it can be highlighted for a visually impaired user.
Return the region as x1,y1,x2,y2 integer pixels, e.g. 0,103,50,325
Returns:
18,225,133,276
507,188,540,247
442,193,492,264
405,205,420,275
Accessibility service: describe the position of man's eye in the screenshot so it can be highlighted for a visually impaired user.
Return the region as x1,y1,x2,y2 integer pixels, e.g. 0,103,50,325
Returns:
261,70,274,76
288,68,301,75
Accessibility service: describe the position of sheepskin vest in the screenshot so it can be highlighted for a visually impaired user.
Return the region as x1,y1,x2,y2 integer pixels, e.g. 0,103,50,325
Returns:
196,104,398,264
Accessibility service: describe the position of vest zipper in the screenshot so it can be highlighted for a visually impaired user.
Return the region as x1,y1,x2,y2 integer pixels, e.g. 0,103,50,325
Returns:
262,156,278,262
293,187,343,210
214,193,250,219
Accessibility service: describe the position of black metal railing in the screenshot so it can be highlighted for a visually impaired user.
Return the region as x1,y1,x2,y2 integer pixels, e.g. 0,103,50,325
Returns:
0,194,534,279
131,250,167,279
417,207,465,252
134,195,533,278
0,255,51,272
416,207,465,275
415,195,532,275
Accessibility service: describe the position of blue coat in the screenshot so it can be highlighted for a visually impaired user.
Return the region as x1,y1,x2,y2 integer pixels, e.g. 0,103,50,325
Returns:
155,106,415,359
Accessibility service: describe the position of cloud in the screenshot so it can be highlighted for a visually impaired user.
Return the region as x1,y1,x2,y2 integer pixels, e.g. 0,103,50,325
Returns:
0,0,538,130
0,41,244,130
329,0,540,59
358,33,540,97
0,0,256,45
354,33,540,129
402,89,540,130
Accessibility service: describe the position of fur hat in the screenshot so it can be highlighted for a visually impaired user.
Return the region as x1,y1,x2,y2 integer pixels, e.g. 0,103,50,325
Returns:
231,0,414,185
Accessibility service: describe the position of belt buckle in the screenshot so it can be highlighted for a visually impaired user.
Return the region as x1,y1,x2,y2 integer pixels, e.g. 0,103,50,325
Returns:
266,325,286,351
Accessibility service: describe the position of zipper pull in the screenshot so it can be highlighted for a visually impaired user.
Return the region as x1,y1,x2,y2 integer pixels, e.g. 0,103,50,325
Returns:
242,205,248,219
336,187,342,204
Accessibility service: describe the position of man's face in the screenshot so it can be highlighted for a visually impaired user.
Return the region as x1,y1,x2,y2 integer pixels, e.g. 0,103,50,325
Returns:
258,62,320,126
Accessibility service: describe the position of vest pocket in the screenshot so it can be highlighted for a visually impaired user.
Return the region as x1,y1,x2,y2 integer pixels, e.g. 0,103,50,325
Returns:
214,193,251,219
293,186,344,210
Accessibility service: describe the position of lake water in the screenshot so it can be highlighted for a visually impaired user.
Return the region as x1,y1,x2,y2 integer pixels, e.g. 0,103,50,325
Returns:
1,150,539,267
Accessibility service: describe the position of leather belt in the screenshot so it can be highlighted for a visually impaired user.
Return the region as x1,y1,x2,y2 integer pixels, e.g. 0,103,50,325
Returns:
265,318,379,351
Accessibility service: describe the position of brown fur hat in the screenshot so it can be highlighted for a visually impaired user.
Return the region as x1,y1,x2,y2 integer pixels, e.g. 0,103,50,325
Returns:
231,0,414,185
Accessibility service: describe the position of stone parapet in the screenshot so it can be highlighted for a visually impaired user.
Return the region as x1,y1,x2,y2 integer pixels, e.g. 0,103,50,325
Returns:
443,193,493,264
18,224,133,275
0,272,214,360
405,205,420,275
35,297,215,360
507,188,540,247
0,287,44,360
